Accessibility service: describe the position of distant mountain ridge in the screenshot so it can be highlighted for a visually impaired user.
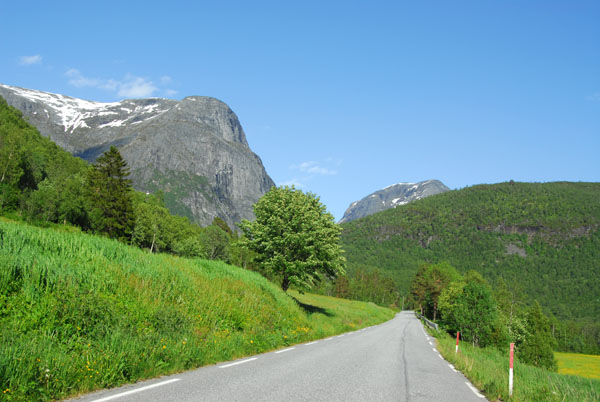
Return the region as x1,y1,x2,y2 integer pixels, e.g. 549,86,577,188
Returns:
339,180,450,223
0,84,274,227
340,181,600,325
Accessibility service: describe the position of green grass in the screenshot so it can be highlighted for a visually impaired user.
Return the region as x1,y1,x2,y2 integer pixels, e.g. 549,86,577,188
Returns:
555,352,600,380
433,330,600,401
0,219,394,401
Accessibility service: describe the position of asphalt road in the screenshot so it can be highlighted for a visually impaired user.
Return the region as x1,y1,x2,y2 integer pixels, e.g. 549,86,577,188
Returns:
70,311,487,402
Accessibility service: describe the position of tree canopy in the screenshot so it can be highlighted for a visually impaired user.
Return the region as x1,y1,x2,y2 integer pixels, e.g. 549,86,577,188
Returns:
240,186,345,291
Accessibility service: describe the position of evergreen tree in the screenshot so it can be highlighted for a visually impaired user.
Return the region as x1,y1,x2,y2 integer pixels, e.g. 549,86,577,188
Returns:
87,146,135,241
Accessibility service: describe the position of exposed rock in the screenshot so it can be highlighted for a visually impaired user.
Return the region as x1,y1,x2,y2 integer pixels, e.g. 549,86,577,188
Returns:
0,84,275,228
505,243,527,258
339,180,450,223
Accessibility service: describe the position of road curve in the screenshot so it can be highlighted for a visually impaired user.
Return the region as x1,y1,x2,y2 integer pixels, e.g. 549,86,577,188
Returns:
70,311,487,402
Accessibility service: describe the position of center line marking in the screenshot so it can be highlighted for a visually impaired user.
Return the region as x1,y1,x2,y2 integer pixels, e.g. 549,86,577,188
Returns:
219,357,258,368
305,341,319,345
90,378,180,402
275,347,296,354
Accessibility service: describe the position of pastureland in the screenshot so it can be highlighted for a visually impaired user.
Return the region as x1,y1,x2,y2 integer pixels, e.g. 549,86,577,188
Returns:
555,352,600,380
434,331,600,401
0,219,394,401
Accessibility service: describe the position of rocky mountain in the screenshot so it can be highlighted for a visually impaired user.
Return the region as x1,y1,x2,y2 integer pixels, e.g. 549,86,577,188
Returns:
339,180,450,223
0,84,275,228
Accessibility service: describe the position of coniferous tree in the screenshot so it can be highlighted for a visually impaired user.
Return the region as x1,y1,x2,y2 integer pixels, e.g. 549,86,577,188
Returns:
87,146,135,241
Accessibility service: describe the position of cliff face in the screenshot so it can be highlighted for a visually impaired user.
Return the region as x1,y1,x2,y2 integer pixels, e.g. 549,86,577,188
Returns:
339,180,449,223
0,84,274,227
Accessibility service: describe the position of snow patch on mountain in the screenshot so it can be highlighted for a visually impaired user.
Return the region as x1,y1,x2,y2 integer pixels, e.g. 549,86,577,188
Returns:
339,180,450,223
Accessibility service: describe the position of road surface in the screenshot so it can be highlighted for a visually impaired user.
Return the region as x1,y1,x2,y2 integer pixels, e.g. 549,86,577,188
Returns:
70,311,487,402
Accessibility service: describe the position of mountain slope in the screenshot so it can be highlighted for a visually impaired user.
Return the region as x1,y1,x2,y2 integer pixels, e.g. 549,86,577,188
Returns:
0,84,274,227
339,180,449,223
340,182,600,322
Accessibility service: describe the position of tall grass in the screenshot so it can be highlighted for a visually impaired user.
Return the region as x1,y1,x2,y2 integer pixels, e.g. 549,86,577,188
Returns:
434,331,600,401
0,219,394,401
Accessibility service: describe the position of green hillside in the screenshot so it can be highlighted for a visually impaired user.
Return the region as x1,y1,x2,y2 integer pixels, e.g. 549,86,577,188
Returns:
0,219,393,401
341,182,600,344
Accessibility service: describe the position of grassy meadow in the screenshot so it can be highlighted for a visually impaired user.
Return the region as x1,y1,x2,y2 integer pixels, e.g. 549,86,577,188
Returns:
433,331,600,401
555,352,600,380
0,219,394,401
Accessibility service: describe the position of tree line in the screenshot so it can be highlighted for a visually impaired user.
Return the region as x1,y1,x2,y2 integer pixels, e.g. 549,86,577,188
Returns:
411,262,558,371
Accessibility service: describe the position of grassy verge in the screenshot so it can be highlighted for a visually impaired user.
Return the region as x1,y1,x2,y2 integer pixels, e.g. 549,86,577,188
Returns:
0,219,394,401
555,352,600,380
432,330,600,401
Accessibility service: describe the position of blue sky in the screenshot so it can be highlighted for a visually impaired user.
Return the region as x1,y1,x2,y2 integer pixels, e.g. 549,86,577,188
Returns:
1,1,599,220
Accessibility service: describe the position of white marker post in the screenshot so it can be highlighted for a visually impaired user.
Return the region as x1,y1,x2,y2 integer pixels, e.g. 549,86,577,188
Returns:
509,342,515,397
455,331,460,354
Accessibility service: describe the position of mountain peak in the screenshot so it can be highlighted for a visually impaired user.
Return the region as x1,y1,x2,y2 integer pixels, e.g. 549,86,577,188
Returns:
339,180,449,223
0,84,274,227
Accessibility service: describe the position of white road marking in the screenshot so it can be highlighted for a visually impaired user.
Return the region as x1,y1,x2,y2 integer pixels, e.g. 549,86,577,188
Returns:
324,337,333,341
438,354,444,360
305,341,319,346
429,341,433,345
219,357,258,368
336,334,345,338
432,347,438,352
465,382,485,398
90,379,180,402
448,364,458,372
275,347,296,354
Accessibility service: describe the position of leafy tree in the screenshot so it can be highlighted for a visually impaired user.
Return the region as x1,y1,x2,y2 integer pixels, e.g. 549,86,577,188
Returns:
519,301,558,371
86,146,135,241
438,271,498,347
199,225,231,260
410,262,460,320
57,172,91,228
212,216,233,236
240,186,345,291
132,199,173,252
411,264,429,315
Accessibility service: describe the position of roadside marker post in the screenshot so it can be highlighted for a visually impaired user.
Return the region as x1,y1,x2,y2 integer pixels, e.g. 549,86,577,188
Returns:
509,342,515,397
455,331,460,354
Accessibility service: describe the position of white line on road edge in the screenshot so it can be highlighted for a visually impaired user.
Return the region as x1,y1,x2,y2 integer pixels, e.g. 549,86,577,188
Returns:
429,341,433,345
324,337,333,341
90,379,180,402
432,347,438,352
219,357,258,368
465,382,485,398
448,364,458,373
438,354,444,360
275,347,296,354
336,334,345,338
305,341,319,346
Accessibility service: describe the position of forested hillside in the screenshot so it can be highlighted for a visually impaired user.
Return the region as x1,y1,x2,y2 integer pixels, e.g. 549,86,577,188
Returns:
340,182,600,352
